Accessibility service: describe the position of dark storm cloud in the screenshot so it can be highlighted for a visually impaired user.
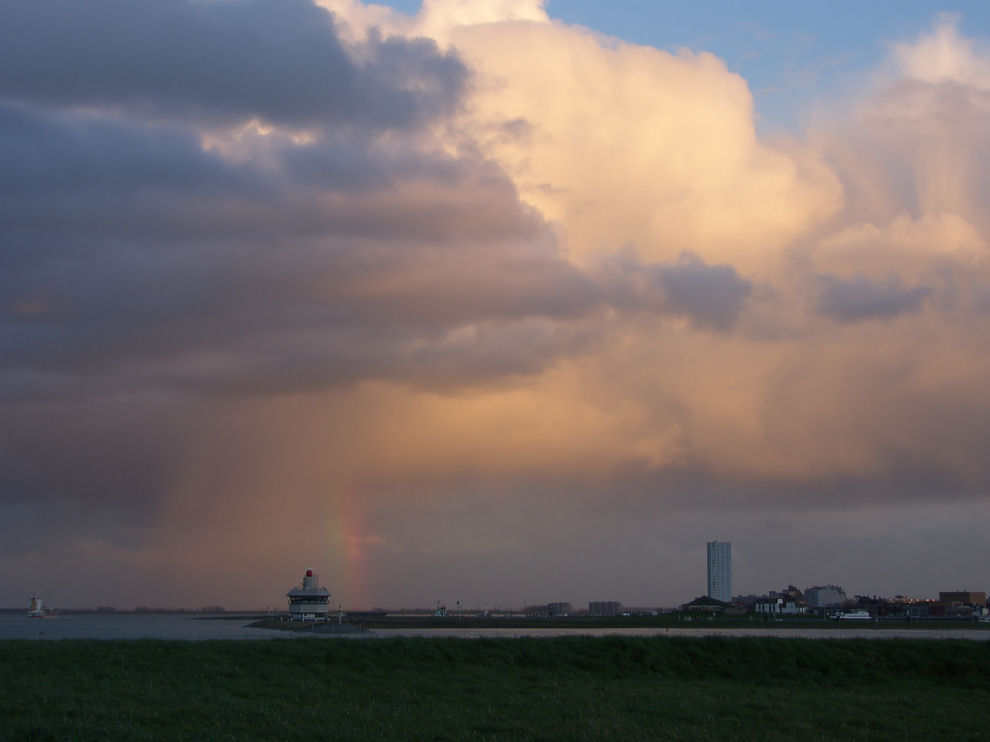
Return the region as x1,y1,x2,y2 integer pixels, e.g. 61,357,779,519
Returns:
0,0,584,531
595,250,754,331
0,0,760,575
655,252,753,330
1,95,756,398
0,134,591,395
816,273,932,323
0,0,465,128
0,103,252,196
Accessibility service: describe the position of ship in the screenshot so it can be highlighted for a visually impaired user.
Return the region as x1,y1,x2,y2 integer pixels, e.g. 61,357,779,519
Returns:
28,594,45,617
27,594,57,618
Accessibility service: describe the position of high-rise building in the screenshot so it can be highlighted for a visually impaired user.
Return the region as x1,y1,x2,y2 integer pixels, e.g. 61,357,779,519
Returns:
707,541,732,603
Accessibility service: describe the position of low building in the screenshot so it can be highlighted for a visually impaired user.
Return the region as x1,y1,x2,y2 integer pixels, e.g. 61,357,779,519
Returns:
805,585,846,608
523,602,574,618
589,601,622,616
754,597,782,615
287,568,331,620
547,602,572,617
755,585,809,615
938,591,986,606
681,596,734,615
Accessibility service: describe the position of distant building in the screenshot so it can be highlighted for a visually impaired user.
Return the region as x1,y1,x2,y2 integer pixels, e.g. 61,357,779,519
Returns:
938,591,986,606
547,602,572,617
732,594,762,609
286,568,331,620
682,595,730,614
805,585,846,608
707,541,732,603
523,602,573,618
589,601,623,616
755,585,809,615
754,597,782,616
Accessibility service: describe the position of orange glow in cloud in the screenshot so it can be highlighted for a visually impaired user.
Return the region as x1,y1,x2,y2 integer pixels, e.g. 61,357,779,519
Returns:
436,15,843,271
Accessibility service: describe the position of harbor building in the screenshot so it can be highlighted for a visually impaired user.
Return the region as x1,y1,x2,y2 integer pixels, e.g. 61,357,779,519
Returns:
286,568,331,620
706,540,732,603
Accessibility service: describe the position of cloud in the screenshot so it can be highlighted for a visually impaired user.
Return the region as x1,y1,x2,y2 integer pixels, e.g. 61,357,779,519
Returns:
815,274,931,323
0,108,591,400
4,5,990,610
438,14,843,267
820,16,990,230
655,253,753,330
891,12,990,89
592,251,754,331
0,0,466,129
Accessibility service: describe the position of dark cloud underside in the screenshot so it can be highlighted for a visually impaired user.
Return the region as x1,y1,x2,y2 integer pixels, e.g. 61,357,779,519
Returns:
0,0,466,128
816,273,931,323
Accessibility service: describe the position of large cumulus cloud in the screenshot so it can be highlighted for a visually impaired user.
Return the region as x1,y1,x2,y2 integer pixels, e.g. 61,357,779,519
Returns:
3,2,990,610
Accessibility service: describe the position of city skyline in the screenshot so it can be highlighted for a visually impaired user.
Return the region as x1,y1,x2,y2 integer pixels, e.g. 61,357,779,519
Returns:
3,1,990,611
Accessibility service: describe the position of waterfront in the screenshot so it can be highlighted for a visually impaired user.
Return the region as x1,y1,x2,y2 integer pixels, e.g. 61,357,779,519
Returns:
4,613,990,640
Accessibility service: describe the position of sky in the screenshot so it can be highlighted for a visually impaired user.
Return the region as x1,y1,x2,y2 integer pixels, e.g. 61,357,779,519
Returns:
3,0,990,611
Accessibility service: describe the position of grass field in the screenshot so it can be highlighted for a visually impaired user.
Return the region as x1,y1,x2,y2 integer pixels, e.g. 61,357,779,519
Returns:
2,636,989,740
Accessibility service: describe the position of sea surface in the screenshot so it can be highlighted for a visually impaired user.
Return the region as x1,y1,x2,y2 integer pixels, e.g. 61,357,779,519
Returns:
0,614,290,640
3,613,990,640
370,626,990,640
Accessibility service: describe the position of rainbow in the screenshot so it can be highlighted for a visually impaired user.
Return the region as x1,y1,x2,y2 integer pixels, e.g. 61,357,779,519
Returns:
323,488,374,611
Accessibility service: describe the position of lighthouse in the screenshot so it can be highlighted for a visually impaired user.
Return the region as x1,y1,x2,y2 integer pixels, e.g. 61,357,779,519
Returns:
286,568,331,620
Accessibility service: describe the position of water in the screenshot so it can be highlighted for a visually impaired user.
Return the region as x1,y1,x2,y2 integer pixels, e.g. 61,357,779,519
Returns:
370,626,990,640
0,614,291,640
3,614,990,640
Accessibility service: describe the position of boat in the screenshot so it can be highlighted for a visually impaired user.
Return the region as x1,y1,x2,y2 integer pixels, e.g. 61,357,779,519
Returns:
27,594,58,618
28,594,45,617
837,610,872,620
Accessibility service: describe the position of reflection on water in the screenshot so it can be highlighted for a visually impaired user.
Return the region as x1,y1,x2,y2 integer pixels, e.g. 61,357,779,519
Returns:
3,614,990,641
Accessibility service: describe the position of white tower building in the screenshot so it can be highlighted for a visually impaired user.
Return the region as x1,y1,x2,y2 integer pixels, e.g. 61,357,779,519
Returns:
286,568,331,620
707,541,732,603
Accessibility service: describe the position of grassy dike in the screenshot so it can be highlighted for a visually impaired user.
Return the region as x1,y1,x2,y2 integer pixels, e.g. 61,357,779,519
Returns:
2,636,989,740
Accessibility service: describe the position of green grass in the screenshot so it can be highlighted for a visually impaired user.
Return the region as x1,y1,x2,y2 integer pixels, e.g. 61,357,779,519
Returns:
2,637,989,740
